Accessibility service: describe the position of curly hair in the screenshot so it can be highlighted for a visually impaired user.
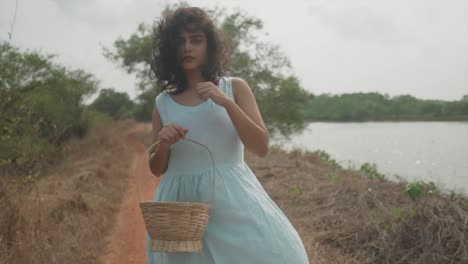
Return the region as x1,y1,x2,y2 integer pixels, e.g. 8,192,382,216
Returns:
150,6,231,94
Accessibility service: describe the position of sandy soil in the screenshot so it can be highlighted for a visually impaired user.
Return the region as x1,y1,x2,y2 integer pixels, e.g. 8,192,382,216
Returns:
100,123,159,264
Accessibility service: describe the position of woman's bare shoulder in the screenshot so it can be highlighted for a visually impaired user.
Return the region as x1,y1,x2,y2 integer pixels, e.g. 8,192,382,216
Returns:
231,76,251,91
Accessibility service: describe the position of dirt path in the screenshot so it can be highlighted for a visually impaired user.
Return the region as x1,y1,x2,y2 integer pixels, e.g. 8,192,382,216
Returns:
100,123,159,264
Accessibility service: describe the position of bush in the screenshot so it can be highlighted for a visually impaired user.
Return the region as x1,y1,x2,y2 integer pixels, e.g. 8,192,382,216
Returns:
0,42,98,180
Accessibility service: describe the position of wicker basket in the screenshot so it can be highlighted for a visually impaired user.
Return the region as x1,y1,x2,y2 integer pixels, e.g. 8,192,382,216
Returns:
136,137,216,253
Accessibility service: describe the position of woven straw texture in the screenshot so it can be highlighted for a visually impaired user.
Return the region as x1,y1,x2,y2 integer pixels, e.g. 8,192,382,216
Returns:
137,138,215,253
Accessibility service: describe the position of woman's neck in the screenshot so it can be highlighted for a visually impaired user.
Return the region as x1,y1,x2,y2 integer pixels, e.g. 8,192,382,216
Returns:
184,70,205,91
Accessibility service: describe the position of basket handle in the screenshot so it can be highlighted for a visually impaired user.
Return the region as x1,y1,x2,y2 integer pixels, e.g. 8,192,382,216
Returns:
136,137,216,205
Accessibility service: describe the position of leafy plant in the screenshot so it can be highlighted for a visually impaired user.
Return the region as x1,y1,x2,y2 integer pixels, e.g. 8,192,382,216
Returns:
0,43,99,180
360,162,385,180
405,182,424,201
405,181,440,201
313,150,342,169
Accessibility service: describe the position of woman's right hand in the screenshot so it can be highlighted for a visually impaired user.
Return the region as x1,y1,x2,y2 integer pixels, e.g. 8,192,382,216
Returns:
158,123,189,146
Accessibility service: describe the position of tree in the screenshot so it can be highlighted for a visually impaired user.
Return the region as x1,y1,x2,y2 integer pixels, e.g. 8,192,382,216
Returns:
90,88,135,119
103,2,311,139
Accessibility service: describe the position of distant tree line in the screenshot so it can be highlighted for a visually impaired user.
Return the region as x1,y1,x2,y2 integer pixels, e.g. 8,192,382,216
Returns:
303,93,468,122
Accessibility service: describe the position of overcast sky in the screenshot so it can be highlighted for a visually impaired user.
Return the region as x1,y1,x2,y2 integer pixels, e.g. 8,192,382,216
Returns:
1,0,467,102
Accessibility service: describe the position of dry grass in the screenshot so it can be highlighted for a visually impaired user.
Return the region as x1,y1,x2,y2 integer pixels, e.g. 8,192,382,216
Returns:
246,147,468,264
2,121,467,264
0,120,135,264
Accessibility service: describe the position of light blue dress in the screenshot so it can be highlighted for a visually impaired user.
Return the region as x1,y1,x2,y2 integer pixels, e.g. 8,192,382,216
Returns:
146,76,310,264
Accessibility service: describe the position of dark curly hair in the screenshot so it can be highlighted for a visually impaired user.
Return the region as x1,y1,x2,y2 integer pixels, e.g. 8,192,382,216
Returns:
150,6,231,94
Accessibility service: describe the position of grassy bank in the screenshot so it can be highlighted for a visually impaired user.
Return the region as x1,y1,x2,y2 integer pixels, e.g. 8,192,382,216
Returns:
246,145,468,263
0,120,135,264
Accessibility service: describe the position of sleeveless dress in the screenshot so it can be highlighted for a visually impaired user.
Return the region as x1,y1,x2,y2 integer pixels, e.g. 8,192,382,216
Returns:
146,76,310,264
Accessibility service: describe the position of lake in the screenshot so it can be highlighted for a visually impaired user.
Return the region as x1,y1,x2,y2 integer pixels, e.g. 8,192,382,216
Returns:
275,122,468,195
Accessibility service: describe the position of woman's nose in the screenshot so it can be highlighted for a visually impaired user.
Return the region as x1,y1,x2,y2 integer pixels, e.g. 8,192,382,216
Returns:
184,42,192,52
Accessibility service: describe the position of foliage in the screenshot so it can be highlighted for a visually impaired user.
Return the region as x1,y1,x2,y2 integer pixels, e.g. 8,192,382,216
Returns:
305,92,468,121
360,162,386,180
0,42,98,179
405,182,423,201
131,87,159,121
405,181,440,201
90,88,136,119
313,149,342,169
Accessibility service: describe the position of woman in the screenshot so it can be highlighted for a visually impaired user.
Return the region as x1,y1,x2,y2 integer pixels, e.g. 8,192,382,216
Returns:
147,6,310,264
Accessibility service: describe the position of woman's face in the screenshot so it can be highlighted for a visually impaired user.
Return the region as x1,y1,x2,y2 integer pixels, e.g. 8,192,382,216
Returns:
176,28,207,71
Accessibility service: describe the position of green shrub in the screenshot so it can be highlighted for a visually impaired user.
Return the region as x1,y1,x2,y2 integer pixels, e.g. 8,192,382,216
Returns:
360,162,385,180
313,150,342,169
0,43,98,180
405,181,441,201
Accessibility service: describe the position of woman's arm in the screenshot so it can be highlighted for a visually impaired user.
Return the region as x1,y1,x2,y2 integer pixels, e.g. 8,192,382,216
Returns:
223,77,269,157
148,105,171,177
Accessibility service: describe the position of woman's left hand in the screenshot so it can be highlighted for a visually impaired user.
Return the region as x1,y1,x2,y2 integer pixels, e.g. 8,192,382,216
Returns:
196,81,232,107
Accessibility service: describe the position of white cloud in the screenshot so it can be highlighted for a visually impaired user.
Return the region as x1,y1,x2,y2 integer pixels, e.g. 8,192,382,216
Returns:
50,0,163,27
308,2,401,44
